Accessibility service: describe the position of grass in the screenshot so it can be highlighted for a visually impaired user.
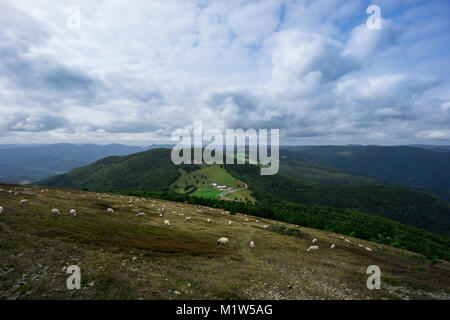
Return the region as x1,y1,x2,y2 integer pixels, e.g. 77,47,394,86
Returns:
1,183,449,300
171,165,255,202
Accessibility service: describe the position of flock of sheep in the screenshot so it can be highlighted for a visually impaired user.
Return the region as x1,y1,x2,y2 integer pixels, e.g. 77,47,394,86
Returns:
0,187,373,254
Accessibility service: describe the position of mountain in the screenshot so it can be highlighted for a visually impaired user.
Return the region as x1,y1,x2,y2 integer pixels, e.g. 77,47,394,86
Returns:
1,183,449,299
39,148,450,238
0,143,147,182
282,145,450,201
279,149,379,186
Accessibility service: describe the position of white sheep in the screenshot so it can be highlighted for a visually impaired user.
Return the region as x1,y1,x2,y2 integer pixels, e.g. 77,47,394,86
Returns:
255,219,259,223
228,220,232,226
51,208,60,215
365,247,372,252
330,244,336,249
244,218,249,222
69,209,77,217
307,245,319,252
20,199,28,204
164,220,170,227
217,237,229,246
184,217,192,222
249,240,255,248
206,218,211,223
0,206,3,214
107,208,114,214
312,239,318,244
136,212,145,217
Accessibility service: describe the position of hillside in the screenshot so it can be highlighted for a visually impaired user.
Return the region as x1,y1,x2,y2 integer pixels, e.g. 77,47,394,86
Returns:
279,150,379,186
38,149,188,192
1,183,449,300
282,146,450,201
226,164,450,237
39,148,450,237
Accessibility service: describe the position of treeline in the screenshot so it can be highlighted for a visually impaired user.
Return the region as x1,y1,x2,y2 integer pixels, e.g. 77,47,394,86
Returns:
115,189,450,261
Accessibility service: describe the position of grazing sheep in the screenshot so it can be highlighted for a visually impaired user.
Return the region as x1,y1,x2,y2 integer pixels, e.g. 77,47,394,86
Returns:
244,218,249,222
217,237,229,246
0,206,3,214
330,244,336,249
20,199,28,204
164,220,170,227
365,247,372,252
159,213,163,217
255,219,259,223
107,208,114,214
136,212,145,217
206,218,211,223
249,240,255,248
312,239,318,244
263,225,269,229
344,238,351,243
69,209,77,217
307,245,319,252
51,208,60,215
228,220,232,226
184,217,192,222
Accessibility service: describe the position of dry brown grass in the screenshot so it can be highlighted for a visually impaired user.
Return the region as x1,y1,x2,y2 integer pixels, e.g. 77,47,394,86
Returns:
0,183,449,300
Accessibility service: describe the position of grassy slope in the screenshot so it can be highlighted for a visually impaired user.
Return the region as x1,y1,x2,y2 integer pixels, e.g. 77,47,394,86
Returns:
170,165,255,202
1,183,449,300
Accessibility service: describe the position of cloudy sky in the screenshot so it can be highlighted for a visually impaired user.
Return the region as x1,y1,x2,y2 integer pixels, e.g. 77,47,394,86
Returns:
1,0,449,145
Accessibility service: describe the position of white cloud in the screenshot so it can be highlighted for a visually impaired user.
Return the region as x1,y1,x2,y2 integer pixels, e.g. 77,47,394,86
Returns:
0,0,449,145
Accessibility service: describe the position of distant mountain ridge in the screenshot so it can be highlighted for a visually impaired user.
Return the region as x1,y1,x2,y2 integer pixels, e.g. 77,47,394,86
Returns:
283,145,450,202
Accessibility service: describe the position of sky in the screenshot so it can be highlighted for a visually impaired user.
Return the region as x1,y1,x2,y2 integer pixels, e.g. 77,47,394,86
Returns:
0,0,449,146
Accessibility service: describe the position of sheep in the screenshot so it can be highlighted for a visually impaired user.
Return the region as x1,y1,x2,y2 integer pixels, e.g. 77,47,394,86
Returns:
307,245,319,252
228,220,232,226
20,199,28,204
244,218,249,222
312,239,318,244
249,240,255,248
136,212,145,217
107,208,114,214
0,206,3,214
365,247,373,252
358,244,364,248
159,213,163,217
69,209,77,217
164,220,170,227
217,237,229,246
184,217,192,222
51,208,60,215
255,219,259,223
330,244,336,249
206,218,211,223
344,238,351,243
263,225,269,229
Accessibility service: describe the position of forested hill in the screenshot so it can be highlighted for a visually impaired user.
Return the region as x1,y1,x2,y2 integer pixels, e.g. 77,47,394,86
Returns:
38,149,198,191
226,164,450,237
39,148,450,237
